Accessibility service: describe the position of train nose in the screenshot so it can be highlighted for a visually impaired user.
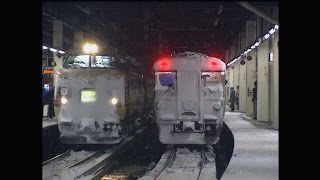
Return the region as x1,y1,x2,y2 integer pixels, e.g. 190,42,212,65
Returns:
79,118,96,133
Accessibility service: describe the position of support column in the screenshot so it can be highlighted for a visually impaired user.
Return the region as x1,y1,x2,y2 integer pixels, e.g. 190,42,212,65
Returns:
272,31,279,129
53,20,63,118
229,67,234,88
233,61,240,111
246,20,257,117
246,50,257,116
269,43,274,124
239,32,247,112
228,66,234,108
239,58,246,112
225,68,230,102
74,31,83,49
53,20,63,85
233,61,240,91
225,49,230,103
257,40,269,122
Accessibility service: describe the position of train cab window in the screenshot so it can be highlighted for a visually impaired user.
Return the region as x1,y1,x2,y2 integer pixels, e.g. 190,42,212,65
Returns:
63,55,90,68
159,73,175,87
155,72,176,96
91,56,113,68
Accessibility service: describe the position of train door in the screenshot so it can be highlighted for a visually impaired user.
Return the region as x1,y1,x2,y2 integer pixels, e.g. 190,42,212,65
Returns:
177,71,200,120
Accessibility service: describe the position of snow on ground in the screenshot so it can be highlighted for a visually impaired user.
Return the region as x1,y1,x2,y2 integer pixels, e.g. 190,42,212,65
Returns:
42,150,94,179
157,148,201,180
139,148,216,180
139,110,277,180
54,150,112,180
139,148,173,179
221,112,278,180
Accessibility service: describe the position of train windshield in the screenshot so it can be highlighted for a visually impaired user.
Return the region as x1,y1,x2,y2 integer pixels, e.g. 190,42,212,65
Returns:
63,54,114,69
155,72,176,91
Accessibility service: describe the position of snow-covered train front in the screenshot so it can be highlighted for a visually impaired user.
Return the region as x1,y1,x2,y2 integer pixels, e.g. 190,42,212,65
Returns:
54,44,153,144
153,52,226,144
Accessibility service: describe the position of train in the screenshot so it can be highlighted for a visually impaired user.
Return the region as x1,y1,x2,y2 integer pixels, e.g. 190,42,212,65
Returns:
153,51,226,144
54,43,154,144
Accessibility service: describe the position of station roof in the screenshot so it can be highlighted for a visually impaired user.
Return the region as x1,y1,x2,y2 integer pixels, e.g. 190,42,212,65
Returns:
43,1,278,67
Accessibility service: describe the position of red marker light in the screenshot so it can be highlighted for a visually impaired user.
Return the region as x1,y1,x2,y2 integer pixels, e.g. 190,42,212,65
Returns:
209,59,223,71
159,59,171,71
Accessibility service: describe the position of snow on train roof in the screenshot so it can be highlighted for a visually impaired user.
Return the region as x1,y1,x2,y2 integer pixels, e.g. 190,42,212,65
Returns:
66,48,113,56
62,49,143,71
172,51,209,59
154,51,226,72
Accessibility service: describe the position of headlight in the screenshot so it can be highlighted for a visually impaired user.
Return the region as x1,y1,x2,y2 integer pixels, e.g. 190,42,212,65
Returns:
61,96,68,104
156,102,165,110
61,87,69,96
111,97,118,105
214,102,221,110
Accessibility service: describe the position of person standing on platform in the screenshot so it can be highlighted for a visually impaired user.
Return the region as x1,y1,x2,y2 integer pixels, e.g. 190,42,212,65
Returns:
252,81,257,119
235,86,239,111
229,87,236,111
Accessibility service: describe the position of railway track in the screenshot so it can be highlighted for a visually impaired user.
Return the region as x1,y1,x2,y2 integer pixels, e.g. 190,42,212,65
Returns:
42,145,113,180
43,124,152,180
140,145,217,180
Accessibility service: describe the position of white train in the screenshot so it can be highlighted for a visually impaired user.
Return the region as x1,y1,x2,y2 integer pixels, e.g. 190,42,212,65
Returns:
54,44,154,144
153,51,226,144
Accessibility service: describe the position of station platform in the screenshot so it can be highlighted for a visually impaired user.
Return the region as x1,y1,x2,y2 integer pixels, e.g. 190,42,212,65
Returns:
42,117,57,128
221,109,278,180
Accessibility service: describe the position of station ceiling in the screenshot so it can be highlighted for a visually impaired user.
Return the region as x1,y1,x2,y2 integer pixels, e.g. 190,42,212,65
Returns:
42,1,278,67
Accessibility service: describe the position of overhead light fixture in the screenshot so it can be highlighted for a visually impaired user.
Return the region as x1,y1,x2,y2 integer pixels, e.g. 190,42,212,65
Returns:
269,28,276,35
227,25,278,69
49,48,57,52
83,43,98,54
58,50,65,54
